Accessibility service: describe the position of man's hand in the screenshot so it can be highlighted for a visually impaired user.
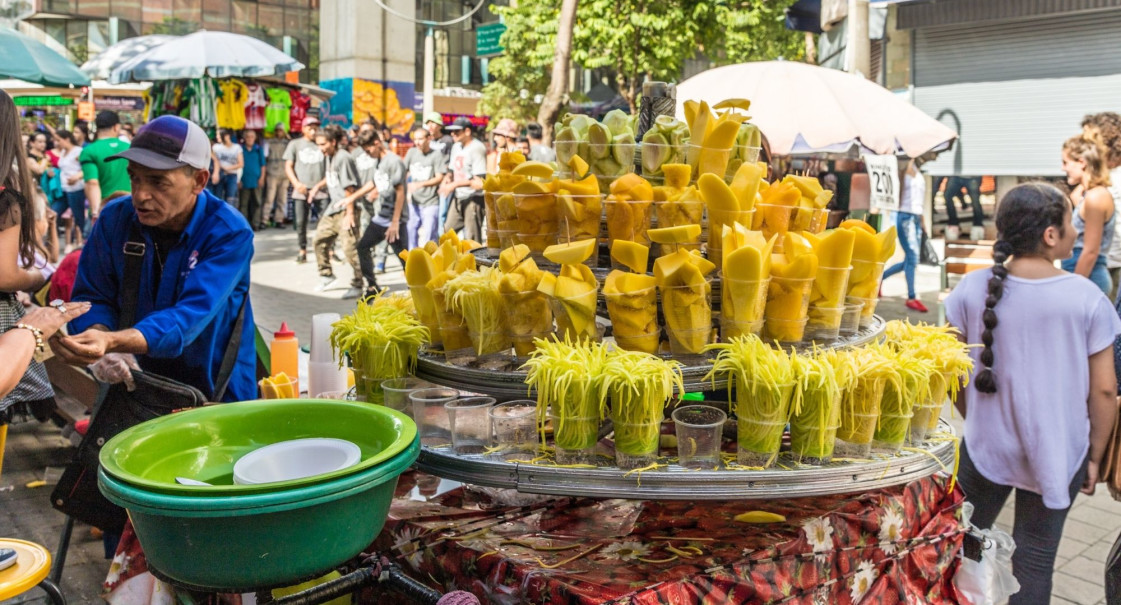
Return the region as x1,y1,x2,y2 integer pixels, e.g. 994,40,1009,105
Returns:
51,329,115,366
211,173,220,186
89,353,140,391
344,209,355,231
365,189,378,203
308,186,320,201
295,183,309,196
258,176,266,189
438,183,454,197
407,182,420,194
1082,460,1100,495
387,222,400,243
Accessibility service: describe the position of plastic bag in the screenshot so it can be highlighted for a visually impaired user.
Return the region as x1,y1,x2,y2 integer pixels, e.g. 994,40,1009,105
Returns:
953,502,1020,605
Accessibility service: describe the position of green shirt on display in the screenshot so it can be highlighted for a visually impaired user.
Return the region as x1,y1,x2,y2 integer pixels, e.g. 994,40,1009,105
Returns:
79,138,131,200
266,88,292,134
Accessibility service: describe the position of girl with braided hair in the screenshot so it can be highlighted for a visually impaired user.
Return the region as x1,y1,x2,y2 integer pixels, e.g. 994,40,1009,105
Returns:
945,182,1121,603
1060,134,1115,295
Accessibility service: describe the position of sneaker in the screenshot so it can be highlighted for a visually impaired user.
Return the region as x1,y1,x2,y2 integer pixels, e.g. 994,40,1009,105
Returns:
341,287,362,299
944,225,961,241
362,288,380,300
970,226,986,241
296,251,307,264
905,299,929,313
315,275,337,292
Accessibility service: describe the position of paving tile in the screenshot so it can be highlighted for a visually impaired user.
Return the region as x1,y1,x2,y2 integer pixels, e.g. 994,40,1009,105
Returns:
1059,537,1092,561
1069,504,1121,533
1051,571,1105,604
1060,555,1106,585
1064,518,1107,545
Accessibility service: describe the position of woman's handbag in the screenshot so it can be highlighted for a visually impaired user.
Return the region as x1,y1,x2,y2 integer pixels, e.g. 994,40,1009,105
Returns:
1098,413,1121,500
49,221,245,532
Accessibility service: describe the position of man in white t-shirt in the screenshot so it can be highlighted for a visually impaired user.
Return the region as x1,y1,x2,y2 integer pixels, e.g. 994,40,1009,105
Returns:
438,117,487,242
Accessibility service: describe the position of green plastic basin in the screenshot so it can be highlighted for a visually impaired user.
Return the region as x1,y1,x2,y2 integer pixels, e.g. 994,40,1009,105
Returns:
99,399,416,496
98,437,418,591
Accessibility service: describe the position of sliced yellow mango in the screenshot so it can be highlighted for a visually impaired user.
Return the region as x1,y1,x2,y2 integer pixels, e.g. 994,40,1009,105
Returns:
810,229,855,269
729,162,765,212
498,151,526,172
499,244,532,273
840,219,876,235
713,98,752,112
647,224,702,244
733,511,785,524
404,248,439,287
512,160,555,180
568,154,590,179
544,238,598,265
537,272,557,297
611,239,650,274
786,174,822,199
512,180,552,195
663,163,691,189
698,173,740,213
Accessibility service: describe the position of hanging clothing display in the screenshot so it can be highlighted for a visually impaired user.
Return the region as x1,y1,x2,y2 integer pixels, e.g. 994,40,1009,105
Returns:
184,78,218,128
289,90,311,134
265,87,292,135
245,83,268,131
216,79,248,130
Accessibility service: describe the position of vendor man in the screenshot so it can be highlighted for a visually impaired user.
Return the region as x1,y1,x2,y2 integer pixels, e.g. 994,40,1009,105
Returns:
52,115,257,401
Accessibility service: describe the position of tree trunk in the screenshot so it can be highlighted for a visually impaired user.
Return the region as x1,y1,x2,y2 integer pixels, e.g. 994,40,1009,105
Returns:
536,0,579,146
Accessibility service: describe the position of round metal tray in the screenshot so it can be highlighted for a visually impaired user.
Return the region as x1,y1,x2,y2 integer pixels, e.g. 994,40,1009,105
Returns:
415,315,886,398
416,419,956,500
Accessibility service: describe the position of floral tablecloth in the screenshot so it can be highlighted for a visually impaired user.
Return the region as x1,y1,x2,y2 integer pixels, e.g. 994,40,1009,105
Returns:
365,471,966,604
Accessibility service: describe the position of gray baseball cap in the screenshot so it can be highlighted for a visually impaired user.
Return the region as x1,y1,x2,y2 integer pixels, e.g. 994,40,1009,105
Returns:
110,115,211,170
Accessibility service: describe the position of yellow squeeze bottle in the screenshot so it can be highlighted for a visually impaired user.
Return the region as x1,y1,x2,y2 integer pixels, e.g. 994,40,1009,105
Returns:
270,322,300,393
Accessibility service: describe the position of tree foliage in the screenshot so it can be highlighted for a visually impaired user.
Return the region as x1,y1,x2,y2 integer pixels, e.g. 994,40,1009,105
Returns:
480,0,804,118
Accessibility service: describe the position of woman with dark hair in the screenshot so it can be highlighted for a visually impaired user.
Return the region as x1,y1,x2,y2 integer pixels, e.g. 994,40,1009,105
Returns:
54,129,85,248
945,182,1121,604
0,91,88,422
1061,134,1115,295
73,121,90,146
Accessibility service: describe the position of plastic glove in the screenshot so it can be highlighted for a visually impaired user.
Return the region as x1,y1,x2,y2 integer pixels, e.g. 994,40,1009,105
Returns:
89,353,140,391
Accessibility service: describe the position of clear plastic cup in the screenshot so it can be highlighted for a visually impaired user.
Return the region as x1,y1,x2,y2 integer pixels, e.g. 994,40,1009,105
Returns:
587,143,637,182
847,260,886,323
764,275,815,323
763,317,809,344
510,332,551,359
410,387,459,447
873,412,915,454
661,279,713,356
839,298,865,336
490,400,538,454
908,404,940,445
550,413,600,465
604,199,653,247
494,229,520,250
707,209,756,271
811,266,852,310
556,233,601,269
407,285,442,347
805,306,846,341
685,143,733,180
483,190,505,249
612,419,662,470
756,204,829,243
517,232,558,257
720,274,769,336
315,389,356,401
605,286,660,354
835,413,879,459
672,405,726,470
790,421,840,465
652,201,704,256
668,327,712,359
735,381,795,468
467,330,511,358
259,374,299,399
612,327,661,355
549,296,601,343
503,290,553,339
381,376,432,415
445,396,496,455
720,318,764,342
556,193,606,244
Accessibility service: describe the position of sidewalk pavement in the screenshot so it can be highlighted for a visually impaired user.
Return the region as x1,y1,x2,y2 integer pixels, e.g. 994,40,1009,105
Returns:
0,229,1115,604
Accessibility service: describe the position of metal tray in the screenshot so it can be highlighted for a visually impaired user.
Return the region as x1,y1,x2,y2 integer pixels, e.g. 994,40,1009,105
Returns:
415,420,956,500
414,315,886,398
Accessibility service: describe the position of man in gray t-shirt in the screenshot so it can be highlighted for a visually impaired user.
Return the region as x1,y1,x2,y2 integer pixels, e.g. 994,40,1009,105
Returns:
283,117,327,262
404,127,448,248
440,118,487,242
526,122,556,163
351,130,407,296
310,125,363,298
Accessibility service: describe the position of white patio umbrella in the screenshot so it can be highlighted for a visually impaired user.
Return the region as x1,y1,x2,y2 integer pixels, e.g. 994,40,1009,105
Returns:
80,35,176,80
675,60,957,158
107,30,304,84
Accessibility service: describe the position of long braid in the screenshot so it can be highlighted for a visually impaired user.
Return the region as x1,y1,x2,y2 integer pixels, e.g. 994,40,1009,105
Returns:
974,240,1012,394
971,182,1069,395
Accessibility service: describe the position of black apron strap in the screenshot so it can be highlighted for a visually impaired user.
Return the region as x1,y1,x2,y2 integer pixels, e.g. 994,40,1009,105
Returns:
119,221,146,330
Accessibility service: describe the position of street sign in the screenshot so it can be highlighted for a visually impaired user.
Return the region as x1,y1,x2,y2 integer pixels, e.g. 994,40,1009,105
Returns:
476,22,506,57
862,153,900,213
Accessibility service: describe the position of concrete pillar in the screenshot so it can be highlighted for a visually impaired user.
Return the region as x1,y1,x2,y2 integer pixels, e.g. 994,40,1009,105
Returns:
846,0,870,77
318,0,418,132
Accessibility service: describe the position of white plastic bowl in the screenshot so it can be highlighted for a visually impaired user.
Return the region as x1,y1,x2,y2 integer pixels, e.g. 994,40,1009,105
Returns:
232,438,363,485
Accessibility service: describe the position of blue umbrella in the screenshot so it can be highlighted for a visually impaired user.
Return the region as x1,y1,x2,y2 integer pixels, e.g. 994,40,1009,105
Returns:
109,30,303,84
0,26,90,87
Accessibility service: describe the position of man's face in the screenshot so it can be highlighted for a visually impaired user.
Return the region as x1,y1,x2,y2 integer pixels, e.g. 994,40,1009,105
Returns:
363,141,383,158
425,121,441,138
244,131,257,146
127,163,206,229
412,130,430,152
316,135,337,156
304,124,319,140
451,128,468,143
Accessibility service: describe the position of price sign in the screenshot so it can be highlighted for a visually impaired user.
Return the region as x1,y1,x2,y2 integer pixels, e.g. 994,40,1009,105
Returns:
862,154,900,213
77,101,95,121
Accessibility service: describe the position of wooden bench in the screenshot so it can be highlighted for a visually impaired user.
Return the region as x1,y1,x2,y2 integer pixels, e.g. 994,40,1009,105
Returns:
938,239,995,323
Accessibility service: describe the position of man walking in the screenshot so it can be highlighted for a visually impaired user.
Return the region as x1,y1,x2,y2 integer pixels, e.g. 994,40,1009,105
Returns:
80,111,131,223
425,112,454,227
527,123,556,163
56,115,257,402
262,124,290,227
440,117,487,242
283,116,327,263
352,131,407,297
404,126,447,248
311,126,364,299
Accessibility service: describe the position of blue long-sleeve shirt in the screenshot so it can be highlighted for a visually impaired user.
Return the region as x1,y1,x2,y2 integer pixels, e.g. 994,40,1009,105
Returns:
70,189,257,402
